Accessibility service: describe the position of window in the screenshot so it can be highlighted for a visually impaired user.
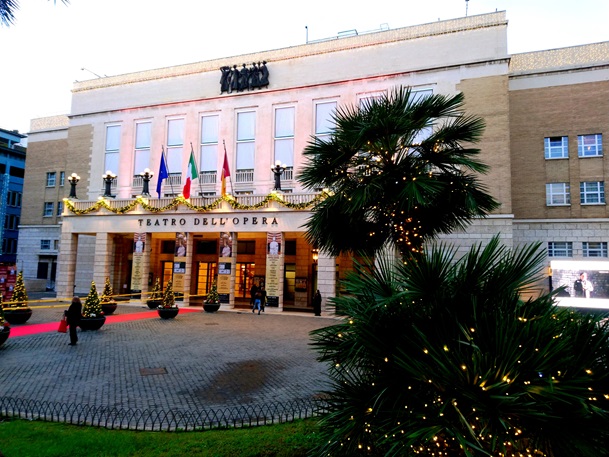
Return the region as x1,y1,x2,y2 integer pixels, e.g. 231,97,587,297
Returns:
578,134,602,157
56,200,63,216
43,202,54,217
105,124,121,174
53,240,60,250
200,114,219,183
46,172,56,187
40,239,51,250
547,242,573,257
134,121,152,177
314,101,337,143
546,183,570,206
236,111,255,182
59,171,65,186
583,242,608,257
237,240,256,254
274,106,295,180
544,136,568,159
166,118,184,184
580,181,605,204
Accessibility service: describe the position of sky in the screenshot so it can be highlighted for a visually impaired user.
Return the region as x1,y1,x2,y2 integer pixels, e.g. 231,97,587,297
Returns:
1,0,608,138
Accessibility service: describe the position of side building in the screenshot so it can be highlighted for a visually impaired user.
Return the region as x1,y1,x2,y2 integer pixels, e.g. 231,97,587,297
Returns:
0,128,26,266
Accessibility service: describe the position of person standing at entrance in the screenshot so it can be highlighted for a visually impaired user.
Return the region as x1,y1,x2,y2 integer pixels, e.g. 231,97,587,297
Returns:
312,290,322,316
250,283,258,309
259,286,267,314
65,297,82,345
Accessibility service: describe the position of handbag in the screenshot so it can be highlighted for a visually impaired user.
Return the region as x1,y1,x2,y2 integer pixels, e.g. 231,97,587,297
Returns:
58,316,68,333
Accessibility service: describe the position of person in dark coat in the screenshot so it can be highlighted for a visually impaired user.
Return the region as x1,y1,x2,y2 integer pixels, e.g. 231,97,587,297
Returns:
65,297,82,345
312,290,322,316
250,283,259,309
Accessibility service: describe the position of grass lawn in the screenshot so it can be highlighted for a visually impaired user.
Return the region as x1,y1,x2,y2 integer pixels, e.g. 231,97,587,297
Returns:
0,417,323,456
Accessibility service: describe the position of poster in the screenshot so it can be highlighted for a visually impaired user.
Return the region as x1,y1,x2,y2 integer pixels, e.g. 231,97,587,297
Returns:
219,232,233,258
130,233,146,292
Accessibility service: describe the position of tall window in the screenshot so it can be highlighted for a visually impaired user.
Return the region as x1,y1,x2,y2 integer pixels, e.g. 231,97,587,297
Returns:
274,106,295,181
105,124,121,173
46,172,56,187
166,118,184,185
546,183,570,206
582,242,608,257
56,201,63,216
315,101,337,143
200,114,219,184
580,181,605,204
134,121,152,178
547,241,573,257
578,134,602,157
236,111,255,183
43,202,54,217
544,136,568,159
59,171,65,186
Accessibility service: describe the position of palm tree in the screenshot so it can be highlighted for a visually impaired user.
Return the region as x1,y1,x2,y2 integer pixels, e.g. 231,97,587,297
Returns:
298,86,498,258
310,237,609,456
1,0,68,26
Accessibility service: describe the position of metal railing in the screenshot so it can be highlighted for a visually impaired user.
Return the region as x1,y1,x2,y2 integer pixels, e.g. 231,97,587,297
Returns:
0,396,327,431
235,169,254,183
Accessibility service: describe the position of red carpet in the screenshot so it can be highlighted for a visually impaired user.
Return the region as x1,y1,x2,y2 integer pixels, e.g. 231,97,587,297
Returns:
8,308,201,338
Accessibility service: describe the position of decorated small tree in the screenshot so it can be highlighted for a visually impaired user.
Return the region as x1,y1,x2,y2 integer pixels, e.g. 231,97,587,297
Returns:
149,278,162,301
160,280,177,309
82,281,103,318
0,295,8,329
100,277,115,303
205,281,220,304
6,271,28,309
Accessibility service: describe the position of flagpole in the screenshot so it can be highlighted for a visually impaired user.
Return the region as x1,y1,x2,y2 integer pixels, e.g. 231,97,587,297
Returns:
192,142,203,198
223,140,234,195
164,146,176,196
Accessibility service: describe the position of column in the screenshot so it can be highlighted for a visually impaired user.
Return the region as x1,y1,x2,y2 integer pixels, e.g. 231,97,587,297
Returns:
316,251,336,315
56,232,78,299
92,232,113,288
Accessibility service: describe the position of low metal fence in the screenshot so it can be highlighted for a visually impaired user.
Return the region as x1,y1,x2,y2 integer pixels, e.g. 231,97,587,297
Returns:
0,396,328,431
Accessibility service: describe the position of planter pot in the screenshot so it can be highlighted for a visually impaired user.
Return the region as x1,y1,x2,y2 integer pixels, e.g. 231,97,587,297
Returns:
147,299,162,310
79,316,106,331
157,307,179,319
0,327,10,347
203,302,221,313
101,301,118,315
4,308,33,325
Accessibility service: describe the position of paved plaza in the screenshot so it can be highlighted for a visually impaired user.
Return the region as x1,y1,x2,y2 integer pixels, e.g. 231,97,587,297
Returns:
0,300,336,415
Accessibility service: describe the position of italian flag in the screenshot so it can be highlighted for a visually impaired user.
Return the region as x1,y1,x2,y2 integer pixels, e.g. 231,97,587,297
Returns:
182,150,199,199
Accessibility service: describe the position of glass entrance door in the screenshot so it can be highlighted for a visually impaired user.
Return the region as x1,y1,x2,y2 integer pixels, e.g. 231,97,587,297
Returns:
196,262,217,297
236,263,255,298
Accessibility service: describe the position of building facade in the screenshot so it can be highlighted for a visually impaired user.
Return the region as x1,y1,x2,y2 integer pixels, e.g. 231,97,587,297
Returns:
17,11,609,309
0,128,26,265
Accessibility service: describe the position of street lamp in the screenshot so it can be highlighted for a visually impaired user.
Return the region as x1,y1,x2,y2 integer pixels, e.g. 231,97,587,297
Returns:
140,168,154,197
271,160,286,191
67,173,80,199
102,170,117,198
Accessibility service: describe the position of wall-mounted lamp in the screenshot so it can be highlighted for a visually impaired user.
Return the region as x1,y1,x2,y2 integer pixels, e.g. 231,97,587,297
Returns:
312,248,319,263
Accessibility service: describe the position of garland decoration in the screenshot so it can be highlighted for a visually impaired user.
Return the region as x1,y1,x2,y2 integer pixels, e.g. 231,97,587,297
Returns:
64,191,330,216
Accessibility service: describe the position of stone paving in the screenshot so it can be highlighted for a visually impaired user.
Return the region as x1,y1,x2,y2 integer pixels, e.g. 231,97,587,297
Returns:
0,301,337,415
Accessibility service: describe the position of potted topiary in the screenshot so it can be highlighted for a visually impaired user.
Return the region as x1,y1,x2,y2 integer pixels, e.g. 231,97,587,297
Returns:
0,295,10,347
147,278,163,309
157,280,179,319
203,280,221,313
80,281,106,330
100,277,118,315
3,271,32,325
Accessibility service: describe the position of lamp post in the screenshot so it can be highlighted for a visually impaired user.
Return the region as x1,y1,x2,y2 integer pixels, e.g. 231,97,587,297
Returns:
140,168,154,197
102,170,117,198
271,160,286,191
67,173,80,199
